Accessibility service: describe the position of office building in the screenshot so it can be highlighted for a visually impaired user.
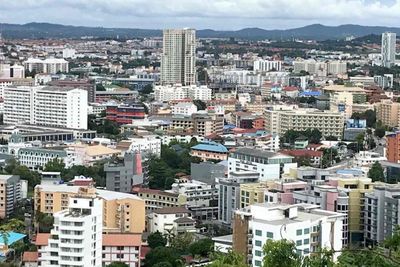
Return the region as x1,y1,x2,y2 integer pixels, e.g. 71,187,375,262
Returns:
381,32,396,68
24,58,69,74
105,153,143,193
3,86,88,129
364,183,400,244
233,203,345,266
264,108,344,139
386,131,400,163
228,147,297,181
38,188,103,267
161,29,196,85
34,184,145,233
0,175,24,219
154,84,212,102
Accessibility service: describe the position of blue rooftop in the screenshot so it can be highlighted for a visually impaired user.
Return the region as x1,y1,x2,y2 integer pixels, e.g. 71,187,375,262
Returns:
0,232,26,253
299,91,321,97
191,142,228,153
336,169,364,176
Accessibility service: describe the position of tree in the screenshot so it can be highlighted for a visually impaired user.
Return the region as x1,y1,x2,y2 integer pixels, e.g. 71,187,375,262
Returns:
141,84,154,94
351,110,376,128
96,84,106,91
375,127,386,138
325,135,338,141
193,100,207,111
368,162,385,182
35,211,54,233
44,157,66,172
189,238,214,258
170,232,195,254
144,247,183,267
107,263,129,267
308,129,322,144
148,231,167,249
207,251,247,267
262,239,301,267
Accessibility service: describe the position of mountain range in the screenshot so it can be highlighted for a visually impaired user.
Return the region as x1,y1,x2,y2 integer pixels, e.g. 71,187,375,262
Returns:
1,22,400,40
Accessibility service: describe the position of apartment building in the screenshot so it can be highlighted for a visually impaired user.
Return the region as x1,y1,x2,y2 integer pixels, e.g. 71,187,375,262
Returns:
106,104,146,124
171,113,224,136
49,79,96,103
38,189,103,267
3,86,88,130
154,84,212,101
375,99,400,127
34,184,145,234
228,147,297,181
148,207,196,235
24,58,69,74
0,64,25,79
190,141,229,161
132,187,180,213
264,108,344,139
171,102,198,116
0,175,24,219
161,29,196,85
364,183,400,244
233,203,345,266
253,59,282,72
386,131,400,163
239,183,266,208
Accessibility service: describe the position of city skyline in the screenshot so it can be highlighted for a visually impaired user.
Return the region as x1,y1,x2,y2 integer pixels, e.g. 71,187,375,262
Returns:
1,0,400,30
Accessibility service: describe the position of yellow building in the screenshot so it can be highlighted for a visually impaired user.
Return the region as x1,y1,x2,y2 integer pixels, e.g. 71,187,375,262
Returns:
375,99,400,127
329,176,373,240
239,183,266,208
34,184,145,234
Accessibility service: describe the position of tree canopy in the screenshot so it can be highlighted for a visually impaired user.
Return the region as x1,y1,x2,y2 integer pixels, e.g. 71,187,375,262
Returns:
368,161,385,182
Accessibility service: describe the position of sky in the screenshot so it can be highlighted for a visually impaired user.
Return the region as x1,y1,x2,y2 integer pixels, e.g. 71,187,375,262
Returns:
0,0,400,30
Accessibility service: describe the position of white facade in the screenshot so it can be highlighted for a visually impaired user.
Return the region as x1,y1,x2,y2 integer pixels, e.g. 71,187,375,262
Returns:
170,180,218,208
149,207,196,236
381,32,396,68
237,203,345,267
154,84,212,102
0,64,25,79
172,102,198,116
293,59,327,76
3,86,88,129
253,59,282,72
327,61,347,75
62,48,76,59
39,195,103,267
127,136,161,157
161,29,196,85
24,58,69,74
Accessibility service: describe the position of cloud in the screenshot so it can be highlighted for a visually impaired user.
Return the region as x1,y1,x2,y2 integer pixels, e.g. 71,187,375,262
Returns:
0,0,400,29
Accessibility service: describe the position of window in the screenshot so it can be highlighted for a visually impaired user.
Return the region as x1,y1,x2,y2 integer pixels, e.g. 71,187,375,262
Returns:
255,250,262,257
116,254,123,259
304,238,309,245
304,248,310,254
255,260,262,266
267,232,273,238
296,240,302,246
117,246,124,250
255,240,262,247
296,229,302,236
255,230,262,236
304,228,310,234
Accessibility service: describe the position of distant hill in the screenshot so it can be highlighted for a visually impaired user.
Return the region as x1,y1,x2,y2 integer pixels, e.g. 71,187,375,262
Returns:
1,22,400,40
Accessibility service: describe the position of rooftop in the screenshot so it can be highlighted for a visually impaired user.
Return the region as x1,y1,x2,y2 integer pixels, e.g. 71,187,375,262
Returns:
153,206,191,215
102,233,142,247
191,142,228,153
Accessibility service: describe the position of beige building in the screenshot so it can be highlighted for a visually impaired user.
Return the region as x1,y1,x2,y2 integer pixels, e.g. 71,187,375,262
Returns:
239,183,266,208
34,184,145,233
132,187,181,212
264,108,344,139
375,99,400,127
0,175,24,219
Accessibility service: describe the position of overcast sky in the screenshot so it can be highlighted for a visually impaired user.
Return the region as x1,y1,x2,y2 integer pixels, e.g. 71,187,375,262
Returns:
0,0,400,30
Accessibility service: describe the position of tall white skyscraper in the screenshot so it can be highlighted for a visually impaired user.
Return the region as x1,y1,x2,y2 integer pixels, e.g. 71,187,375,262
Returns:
39,188,103,267
161,28,196,86
381,32,396,68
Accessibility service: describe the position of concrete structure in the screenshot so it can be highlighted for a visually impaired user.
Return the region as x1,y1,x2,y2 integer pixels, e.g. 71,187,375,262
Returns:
132,187,180,213
24,58,69,74
0,64,25,79
106,104,146,124
105,153,143,193
0,175,24,219
3,86,88,129
171,102,198,116
161,29,196,85
327,61,347,75
117,136,161,157
228,147,297,181
190,141,229,161
34,184,145,233
38,188,103,267
49,79,96,103
239,183,266,208
264,107,344,139
253,59,282,72
376,100,400,128
364,183,400,244
149,207,196,235
154,84,212,102
190,162,226,185
386,132,400,163
233,203,345,266
171,112,224,136
381,32,396,68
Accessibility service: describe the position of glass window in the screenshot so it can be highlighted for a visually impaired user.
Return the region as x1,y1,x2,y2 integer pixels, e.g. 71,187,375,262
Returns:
255,230,262,236
304,228,310,234
296,240,302,246
255,250,262,257
304,238,310,245
267,232,274,238
255,240,262,247
296,229,302,236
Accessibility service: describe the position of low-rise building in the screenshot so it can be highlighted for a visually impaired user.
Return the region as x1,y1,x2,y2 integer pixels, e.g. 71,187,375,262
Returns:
132,187,180,213
149,207,196,235
190,141,229,161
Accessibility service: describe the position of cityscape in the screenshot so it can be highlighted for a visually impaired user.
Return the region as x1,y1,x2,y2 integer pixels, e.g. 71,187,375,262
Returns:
1,1,400,267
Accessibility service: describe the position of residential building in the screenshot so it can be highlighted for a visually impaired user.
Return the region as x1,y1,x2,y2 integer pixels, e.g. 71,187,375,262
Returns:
386,131,400,163
381,32,396,68
171,102,198,116
327,61,347,75
0,175,24,219
154,84,212,102
264,108,344,139
105,153,143,193
38,188,103,267
49,79,96,103
239,183,266,208
24,58,69,74
190,141,229,161
106,104,146,124
171,112,224,136
218,171,259,225
102,233,142,267
293,59,327,76
375,100,400,128
132,187,180,213
34,184,145,233
148,207,196,235
253,59,282,72
228,147,297,181
353,151,387,171
233,203,345,266
161,29,196,85
364,183,400,244
67,143,120,166
0,64,25,79
117,136,161,157
3,86,88,130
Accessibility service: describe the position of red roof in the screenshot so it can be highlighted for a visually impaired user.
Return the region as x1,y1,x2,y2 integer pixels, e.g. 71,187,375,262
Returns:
232,128,258,134
102,233,142,247
23,251,38,262
280,149,323,158
283,86,299,92
35,233,50,246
